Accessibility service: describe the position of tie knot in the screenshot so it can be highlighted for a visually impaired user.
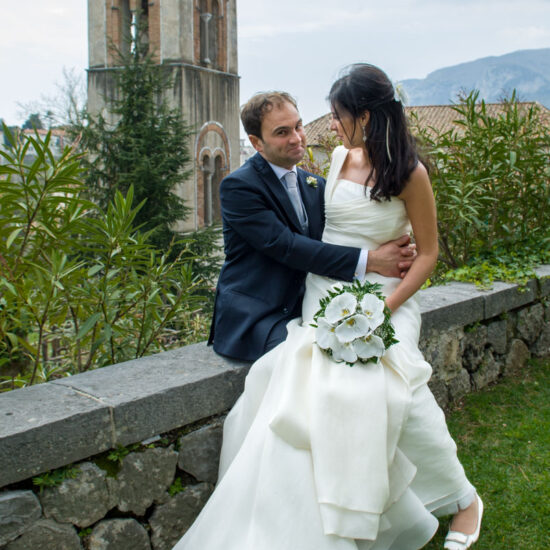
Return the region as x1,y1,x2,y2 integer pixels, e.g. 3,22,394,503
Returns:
284,171,297,189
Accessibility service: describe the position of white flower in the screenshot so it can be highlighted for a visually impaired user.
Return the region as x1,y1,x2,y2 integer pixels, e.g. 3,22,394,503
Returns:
331,340,358,363
325,292,357,324
334,314,371,343
315,317,339,350
359,294,385,331
306,176,318,188
353,334,385,360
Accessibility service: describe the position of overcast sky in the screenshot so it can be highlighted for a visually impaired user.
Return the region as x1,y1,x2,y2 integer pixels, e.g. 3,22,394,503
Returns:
1,0,549,130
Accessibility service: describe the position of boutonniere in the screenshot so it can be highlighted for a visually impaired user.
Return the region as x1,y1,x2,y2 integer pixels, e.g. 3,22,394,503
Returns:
306,176,318,188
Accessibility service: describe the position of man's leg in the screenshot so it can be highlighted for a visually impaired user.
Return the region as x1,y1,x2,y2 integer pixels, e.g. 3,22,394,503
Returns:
264,316,293,354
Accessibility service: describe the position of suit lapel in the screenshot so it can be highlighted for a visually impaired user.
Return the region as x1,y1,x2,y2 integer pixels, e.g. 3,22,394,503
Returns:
252,154,306,234
297,169,323,238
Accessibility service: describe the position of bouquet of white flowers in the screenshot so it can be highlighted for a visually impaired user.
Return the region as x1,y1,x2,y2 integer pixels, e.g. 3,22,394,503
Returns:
311,280,398,366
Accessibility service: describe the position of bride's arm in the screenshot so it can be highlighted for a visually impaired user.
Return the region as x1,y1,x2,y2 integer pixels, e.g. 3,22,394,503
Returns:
385,163,438,313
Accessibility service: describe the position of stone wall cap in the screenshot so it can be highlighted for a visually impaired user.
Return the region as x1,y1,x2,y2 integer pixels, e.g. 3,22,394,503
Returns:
0,384,112,488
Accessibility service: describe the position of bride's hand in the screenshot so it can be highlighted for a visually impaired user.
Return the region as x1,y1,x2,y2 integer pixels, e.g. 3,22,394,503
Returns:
366,235,416,278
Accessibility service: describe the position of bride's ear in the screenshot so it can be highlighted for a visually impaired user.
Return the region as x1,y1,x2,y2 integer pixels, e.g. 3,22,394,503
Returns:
360,111,370,126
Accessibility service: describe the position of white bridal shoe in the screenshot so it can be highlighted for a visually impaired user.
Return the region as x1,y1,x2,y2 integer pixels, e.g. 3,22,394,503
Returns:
443,495,483,550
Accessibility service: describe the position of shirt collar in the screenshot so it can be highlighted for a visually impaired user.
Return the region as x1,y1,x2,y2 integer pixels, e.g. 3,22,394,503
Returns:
267,161,297,181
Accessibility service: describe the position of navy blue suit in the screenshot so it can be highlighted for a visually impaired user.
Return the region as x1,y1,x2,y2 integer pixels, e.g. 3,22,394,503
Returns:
208,153,360,361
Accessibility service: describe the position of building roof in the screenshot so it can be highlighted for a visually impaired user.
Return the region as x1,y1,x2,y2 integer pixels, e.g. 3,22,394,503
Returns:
22,128,67,138
305,102,550,146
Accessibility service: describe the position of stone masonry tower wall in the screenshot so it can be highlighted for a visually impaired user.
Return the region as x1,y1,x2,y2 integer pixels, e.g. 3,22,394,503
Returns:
87,0,240,230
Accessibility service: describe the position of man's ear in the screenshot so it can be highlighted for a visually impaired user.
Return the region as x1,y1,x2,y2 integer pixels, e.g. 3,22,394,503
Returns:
249,134,263,153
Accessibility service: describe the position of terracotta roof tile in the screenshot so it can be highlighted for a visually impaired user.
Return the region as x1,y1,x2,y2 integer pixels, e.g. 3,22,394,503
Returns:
305,102,550,146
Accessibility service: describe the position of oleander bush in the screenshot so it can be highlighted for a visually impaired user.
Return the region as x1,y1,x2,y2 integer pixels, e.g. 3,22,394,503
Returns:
0,125,209,392
412,91,550,285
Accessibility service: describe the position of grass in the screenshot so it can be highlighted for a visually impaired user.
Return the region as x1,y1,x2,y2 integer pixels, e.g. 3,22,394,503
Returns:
424,357,550,549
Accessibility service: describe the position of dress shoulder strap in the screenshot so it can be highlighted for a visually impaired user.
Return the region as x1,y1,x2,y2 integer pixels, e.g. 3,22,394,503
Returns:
325,146,349,203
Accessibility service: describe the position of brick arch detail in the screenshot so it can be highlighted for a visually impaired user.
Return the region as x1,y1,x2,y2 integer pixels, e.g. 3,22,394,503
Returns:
195,122,231,227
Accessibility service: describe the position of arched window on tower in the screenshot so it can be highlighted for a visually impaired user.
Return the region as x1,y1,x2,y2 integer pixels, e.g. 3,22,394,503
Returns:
209,0,220,69
212,154,224,222
199,0,211,66
201,153,214,226
120,0,132,57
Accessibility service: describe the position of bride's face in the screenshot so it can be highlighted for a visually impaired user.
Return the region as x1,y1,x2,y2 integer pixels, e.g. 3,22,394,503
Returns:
329,106,365,149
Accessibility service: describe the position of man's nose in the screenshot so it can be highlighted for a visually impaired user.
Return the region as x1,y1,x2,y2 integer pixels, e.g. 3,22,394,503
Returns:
289,129,301,142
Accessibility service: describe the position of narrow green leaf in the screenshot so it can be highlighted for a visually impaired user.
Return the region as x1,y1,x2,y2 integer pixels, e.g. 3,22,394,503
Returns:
6,227,23,249
77,313,102,340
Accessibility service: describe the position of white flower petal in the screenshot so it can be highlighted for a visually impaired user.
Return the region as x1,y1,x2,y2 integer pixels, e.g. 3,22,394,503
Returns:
334,314,371,343
353,334,386,360
315,318,339,349
325,292,357,324
331,340,358,363
359,294,386,330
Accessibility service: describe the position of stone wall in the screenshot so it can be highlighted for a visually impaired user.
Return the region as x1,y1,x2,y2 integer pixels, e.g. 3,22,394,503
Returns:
1,267,549,549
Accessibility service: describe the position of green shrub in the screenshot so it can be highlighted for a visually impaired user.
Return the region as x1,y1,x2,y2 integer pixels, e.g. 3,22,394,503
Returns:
412,91,549,283
0,125,209,392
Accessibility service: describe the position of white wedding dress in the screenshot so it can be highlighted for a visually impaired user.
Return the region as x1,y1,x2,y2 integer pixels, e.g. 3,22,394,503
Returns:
173,146,475,550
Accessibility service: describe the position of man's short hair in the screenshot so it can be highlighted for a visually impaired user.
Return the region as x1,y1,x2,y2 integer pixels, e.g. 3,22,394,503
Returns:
241,92,298,139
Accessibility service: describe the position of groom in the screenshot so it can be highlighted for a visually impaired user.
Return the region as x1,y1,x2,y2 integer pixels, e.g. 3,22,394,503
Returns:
208,91,414,361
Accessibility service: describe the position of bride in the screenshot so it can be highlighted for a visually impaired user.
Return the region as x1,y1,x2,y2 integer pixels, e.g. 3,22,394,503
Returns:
173,64,483,550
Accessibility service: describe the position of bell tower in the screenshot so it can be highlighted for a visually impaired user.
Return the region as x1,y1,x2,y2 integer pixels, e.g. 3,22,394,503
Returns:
87,0,240,230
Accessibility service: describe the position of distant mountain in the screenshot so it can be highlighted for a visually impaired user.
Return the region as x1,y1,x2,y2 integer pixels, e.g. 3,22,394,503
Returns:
401,48,550,107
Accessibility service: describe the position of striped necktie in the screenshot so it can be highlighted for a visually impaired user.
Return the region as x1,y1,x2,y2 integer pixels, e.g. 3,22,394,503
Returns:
284,171,307,228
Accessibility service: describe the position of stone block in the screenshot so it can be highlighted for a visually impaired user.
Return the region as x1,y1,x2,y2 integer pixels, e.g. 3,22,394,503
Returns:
534,265,550,297
487,319,507,354
0,383,112,488
483,280,537,319
0,490,42,546
516,303,544,345
418,283,484,334
504,339,530,376
4,519,82,550
532,322,550,357
447,369,471,403
420,327,464,380
108,447,178,516
88,519,151,550
149,483,213,550
471,350,501,390
461,325,488,372
40,462,115,528
427,378,449,410
505,310,517,341
53,343,250,446
178,421,224,483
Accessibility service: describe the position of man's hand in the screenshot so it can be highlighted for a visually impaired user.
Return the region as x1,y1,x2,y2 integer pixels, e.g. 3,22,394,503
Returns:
366,234,416,278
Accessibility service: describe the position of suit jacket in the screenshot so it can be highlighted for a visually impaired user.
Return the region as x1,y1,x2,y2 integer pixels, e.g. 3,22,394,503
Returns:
208,152,360,361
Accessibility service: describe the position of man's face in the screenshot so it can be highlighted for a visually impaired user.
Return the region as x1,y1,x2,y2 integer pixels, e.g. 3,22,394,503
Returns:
249,101,306,169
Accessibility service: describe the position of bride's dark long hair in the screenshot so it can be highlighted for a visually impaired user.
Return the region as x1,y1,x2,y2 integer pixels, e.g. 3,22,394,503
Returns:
329,64,418,201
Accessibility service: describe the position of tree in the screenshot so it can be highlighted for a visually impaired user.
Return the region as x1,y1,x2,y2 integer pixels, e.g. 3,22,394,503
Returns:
75,16,193,252
22,113,43,130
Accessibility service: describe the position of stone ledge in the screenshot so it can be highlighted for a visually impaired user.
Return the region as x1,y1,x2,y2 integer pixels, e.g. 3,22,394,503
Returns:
535,264,550,297
418,282,484,334
1,268,548,489
0,384,112,488
0,343,249,488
